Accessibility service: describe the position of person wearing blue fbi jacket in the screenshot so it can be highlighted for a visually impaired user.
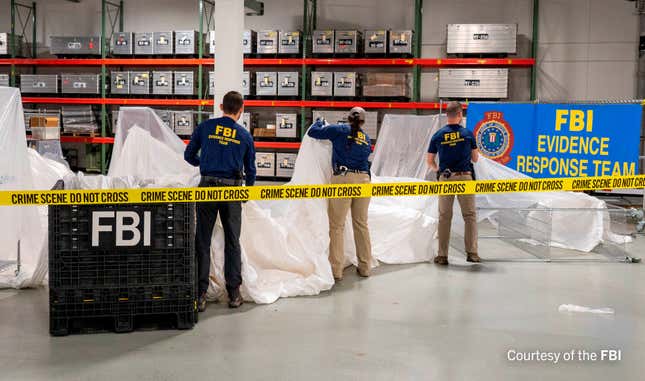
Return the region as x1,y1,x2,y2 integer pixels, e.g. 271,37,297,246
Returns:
184,91,256,311
427,101,481,265
308,107,374,281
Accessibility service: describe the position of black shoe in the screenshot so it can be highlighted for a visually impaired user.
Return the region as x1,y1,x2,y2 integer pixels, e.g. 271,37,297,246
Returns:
434,256,449,265
228,288,244,309
466,253,481,263
198,293,207,313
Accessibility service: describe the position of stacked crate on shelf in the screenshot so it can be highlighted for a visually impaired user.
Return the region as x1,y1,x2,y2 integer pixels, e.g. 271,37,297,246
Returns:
49,197,197,335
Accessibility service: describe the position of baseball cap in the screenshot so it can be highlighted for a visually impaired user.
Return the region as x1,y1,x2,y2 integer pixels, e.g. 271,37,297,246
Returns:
348,106,366,122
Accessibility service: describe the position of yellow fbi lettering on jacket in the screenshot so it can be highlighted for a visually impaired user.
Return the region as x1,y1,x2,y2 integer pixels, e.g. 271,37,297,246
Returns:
349,131,369,146
208,125,241,145
441,131,465,147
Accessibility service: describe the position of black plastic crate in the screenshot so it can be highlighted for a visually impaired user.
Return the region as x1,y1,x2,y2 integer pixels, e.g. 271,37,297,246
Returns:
48,197,197,336
50,285,197,335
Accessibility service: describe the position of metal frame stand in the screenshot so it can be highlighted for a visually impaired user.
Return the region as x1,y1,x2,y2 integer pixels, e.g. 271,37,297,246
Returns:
10,1,36,85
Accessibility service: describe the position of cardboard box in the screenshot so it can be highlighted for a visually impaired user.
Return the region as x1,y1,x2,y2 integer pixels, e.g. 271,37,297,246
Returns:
253,128,276,138
30,116,59,128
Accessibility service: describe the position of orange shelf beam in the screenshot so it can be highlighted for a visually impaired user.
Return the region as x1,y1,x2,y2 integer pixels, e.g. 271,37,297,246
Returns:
59,135,301,149
415,58,535,67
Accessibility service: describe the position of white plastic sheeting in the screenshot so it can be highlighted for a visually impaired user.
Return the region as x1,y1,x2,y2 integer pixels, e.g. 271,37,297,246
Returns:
373,114,627,253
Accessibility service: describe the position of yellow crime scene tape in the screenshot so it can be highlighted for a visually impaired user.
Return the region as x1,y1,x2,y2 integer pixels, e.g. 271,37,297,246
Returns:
2,175,645,207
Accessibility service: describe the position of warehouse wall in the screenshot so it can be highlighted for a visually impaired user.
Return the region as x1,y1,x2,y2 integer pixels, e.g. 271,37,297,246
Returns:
0,0,640,101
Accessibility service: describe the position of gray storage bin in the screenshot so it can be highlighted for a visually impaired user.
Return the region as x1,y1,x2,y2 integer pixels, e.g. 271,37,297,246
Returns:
256,72,277,96
20,74,58,94
129,71,151,95
335,30,362,55
112,32,133,55
276,153,297,178
364,30,388,55
50,36,101,56
333,72,359,97
153,31,174,55
175,30,199,55
279,31,301,55
152,71,173,95
438,68,508,99
389,30,414,55
312,30,334,55
257,30,278,55
276,113,297,138
256,152,276,177
278,72,299,97
311,71,333,97
174,71,195,95
242,30,256,55
447,24,517,55
111,71,130,94
61,74,100,94
173,111,194,136
134,33,154,55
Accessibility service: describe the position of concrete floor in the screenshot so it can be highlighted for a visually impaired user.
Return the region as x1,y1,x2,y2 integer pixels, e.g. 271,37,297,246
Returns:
1,237,644,381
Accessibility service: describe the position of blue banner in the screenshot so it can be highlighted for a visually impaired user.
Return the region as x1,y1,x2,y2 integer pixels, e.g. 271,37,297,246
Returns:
466,103,642,178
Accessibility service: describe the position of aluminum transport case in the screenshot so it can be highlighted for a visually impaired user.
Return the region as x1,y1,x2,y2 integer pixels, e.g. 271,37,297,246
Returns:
20,74,58,94
362,72,410,98
0,74,9,87
364,30,388,55
276,153,297,178
111,32,133,55
312,30,334,55
111,71,130,94
61,74,101,95
134,32,154,55
153,31,174,55
389,30,414,56
173,111,194,136
257,30,278,55
279,31,301,55
335,30,362,55
311,71,333,97
447,24,517,55
438,68,508,99
129,71,151,95
277,72,299,97
50,36,101,56
175,30,199,55
333,72,359,97
209,31,216,55
0,33,24,56
242,30,257,55
275,113,297,138
256,72,277,96
242,71,251,96
208,71,215,95
256,152,276,177
173,71,195,95
152,71,173,95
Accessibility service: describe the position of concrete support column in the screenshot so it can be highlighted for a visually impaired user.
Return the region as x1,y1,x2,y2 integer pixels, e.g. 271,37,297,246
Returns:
213,0,244,116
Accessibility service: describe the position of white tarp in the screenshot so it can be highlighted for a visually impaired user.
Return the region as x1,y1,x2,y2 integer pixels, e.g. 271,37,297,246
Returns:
0,104,628,304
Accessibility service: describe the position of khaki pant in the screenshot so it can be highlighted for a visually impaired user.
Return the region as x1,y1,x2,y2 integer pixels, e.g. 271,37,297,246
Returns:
328,173,372,278
438,174,478,257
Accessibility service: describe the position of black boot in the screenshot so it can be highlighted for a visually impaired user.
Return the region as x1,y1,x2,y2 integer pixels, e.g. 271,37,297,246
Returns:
228,287,244,309
198,292,207,313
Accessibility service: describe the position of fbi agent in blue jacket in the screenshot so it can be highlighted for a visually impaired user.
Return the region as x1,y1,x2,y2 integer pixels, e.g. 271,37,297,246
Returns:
427,101,480,265
185,91,256,310
308,107,373,281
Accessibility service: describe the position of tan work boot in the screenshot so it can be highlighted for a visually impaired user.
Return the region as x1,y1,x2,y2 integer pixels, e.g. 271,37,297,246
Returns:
356,267,370,278
434,256,449,265
466,253,481,263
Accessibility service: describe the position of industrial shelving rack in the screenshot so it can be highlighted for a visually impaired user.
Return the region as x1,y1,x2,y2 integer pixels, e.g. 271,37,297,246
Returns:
1,0,539,175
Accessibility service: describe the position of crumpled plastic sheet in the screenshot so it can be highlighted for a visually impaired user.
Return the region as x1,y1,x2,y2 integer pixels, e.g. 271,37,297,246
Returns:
0,102,629,304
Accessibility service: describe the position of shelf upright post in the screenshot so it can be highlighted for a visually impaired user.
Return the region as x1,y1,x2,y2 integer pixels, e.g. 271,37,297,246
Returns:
530,0,539,101
31,2,36,58
119,0,124,32
199,0,215,124
101,0,108,174
412,0,423,104
10,0,16,87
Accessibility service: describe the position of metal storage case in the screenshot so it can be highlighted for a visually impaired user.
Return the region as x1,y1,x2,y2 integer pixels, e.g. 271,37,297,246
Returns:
111,71,130,94
111,32,133,55
208,71,215,95
277,72,299,97
256,152,276,177
0,33,24,56
174,71,195,95
129,71,151,95
276,153,297,177
311,71,333,97
364,30,388,55
134,32,154,55
173,111,194,136
389,30,414,56
312,30,334,55
362,72,410,98
275,113,297,138
279,31,301,55
50,36,101,56
257,30,278,55
152,71,173,95
153,31,174,55
313,109,378,139
256,72,277,96
175,30,199,55
62,105,98,134
61,74,101,95
335,30,362,55
242,71,251,96
0,74,9,87
242,30,257,55
20,74,58,94
334,72,359,97
438,68,509,99
208,30,216,55
447,24,517,55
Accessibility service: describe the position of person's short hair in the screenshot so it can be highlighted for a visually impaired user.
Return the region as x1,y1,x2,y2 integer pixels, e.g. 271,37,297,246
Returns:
222,91,244,114
446,102,463,118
